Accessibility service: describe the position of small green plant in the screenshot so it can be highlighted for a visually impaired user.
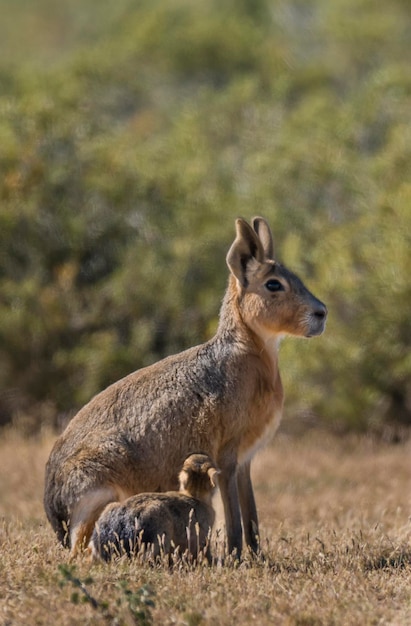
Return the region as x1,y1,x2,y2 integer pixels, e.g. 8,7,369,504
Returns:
116,581,155,626
57,564,155,625
58,564,101,610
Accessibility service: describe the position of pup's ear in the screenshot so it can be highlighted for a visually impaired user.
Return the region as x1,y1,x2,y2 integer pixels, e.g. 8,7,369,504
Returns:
207,467,220,488
178,469,188,491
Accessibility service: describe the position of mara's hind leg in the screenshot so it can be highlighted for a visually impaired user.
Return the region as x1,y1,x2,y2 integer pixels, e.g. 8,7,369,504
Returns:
69,486,118,559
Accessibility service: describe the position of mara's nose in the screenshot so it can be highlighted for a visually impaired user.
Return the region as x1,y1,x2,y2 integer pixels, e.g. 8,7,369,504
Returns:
314,303,327,320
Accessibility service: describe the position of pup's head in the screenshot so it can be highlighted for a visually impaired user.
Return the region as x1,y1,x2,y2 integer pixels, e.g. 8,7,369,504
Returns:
179,453,220,504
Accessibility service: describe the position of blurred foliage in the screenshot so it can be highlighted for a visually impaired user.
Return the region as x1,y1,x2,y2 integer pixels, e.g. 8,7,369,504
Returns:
0,0,410,434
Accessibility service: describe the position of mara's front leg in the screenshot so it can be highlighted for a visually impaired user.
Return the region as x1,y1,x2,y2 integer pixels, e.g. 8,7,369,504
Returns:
237,460,259,554
218,458,243,557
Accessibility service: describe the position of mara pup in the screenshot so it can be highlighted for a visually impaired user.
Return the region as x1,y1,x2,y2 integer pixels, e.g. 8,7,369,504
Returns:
44,216,327,557
89,453,218,562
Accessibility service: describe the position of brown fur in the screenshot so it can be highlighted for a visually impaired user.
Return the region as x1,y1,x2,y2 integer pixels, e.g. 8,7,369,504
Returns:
89,453,218,562
44,216,327,557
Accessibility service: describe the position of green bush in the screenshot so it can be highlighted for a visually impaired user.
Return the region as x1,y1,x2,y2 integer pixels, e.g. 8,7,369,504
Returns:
0,0,410,433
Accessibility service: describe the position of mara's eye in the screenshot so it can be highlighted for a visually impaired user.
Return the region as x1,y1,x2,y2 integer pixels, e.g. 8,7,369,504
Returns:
265,279,284,292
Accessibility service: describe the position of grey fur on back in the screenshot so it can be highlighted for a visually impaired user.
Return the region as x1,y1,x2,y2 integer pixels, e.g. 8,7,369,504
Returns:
90,493,215,562
90,453,218,562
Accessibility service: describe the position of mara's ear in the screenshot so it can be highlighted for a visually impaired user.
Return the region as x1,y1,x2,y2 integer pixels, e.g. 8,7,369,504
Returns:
252,216,274,260
226,218,265,286
207,467,220,489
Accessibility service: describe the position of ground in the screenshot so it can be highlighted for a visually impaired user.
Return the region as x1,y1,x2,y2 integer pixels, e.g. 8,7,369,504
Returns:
0,427,410,625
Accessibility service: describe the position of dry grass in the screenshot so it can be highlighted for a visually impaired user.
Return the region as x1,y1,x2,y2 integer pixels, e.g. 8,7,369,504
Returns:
0,428,410,625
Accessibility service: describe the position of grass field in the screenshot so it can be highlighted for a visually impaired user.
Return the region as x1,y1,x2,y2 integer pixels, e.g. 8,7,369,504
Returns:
0,428,410,625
